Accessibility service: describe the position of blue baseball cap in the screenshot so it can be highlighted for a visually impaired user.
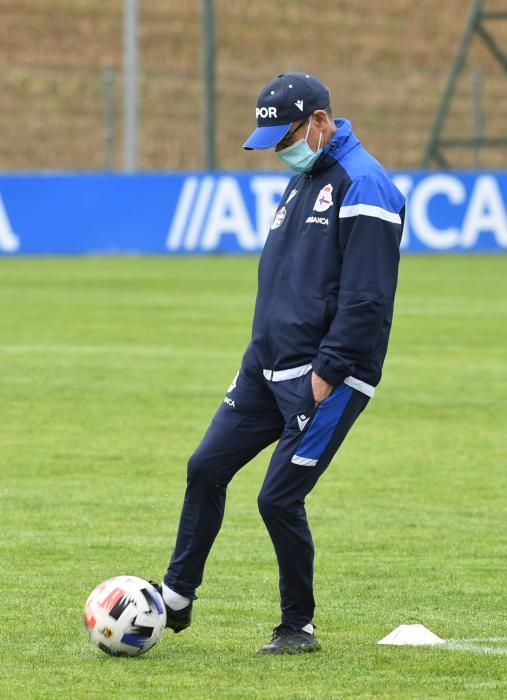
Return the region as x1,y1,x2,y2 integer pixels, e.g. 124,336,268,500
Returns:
243,72,330,150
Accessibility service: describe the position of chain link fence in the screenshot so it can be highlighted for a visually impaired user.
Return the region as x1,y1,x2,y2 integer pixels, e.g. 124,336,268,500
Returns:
0,0,505,171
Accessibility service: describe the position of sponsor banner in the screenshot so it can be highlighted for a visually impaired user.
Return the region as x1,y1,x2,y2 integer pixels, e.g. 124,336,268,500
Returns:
0,172,506,255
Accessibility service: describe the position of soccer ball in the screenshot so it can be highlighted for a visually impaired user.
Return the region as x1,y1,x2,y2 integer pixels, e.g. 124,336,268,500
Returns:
84,575,166,656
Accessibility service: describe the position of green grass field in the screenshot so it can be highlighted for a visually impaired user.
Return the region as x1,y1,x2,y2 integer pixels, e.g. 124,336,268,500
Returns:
1,255,506,699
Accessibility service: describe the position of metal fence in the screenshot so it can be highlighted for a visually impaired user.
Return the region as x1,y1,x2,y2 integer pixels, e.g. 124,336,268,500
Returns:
0,0,505,172
1,63,505,172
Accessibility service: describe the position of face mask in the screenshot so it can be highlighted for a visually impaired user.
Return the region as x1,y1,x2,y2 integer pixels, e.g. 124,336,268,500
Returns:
276,117,323,173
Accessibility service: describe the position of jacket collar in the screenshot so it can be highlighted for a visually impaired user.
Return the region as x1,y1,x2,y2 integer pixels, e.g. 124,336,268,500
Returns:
309,118,360,175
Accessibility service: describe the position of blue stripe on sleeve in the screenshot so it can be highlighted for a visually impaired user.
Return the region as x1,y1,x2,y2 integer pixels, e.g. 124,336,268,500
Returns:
341,174,404,215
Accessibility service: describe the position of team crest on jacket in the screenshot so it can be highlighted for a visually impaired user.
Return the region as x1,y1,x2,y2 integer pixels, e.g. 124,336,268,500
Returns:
286,188,298,203
313,184,334,212
271,206,286,230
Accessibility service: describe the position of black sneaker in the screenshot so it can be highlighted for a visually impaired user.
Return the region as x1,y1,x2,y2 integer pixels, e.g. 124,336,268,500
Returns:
149,581,192,633
256,624,321,655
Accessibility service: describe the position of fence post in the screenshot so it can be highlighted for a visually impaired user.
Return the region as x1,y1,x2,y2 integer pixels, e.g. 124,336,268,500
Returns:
202,0,216,169
103,67,115,170
472,65,484,168
123,0,138,172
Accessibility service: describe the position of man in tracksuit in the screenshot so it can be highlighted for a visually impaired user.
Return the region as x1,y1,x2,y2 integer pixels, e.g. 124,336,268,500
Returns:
155,72,405,654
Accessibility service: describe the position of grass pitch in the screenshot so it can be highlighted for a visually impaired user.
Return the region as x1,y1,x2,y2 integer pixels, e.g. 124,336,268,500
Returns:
1,255,506,699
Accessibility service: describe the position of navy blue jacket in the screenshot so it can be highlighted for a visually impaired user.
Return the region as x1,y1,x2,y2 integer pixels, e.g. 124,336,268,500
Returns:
251,118,405,389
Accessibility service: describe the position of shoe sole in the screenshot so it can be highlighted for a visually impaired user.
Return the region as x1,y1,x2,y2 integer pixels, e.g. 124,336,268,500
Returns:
167,624,190,633
256,643,321,655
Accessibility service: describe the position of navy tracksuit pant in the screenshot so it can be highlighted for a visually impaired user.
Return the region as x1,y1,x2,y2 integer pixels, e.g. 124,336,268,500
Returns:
164,345,369,630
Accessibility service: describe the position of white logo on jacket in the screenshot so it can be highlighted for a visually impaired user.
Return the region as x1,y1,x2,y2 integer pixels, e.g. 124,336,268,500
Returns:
313,184,334,212
306,215,329,225
227,371,239,393
271,206,286,229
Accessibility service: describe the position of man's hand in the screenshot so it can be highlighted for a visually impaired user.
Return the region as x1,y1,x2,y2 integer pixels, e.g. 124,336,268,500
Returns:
311,371,333,404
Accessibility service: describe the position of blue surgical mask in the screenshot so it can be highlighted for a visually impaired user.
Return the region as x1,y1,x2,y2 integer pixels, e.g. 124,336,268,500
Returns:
276,117,323,173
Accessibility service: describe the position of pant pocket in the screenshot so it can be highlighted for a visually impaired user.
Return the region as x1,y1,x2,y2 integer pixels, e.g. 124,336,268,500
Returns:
291,384,354,467
303,370,317,408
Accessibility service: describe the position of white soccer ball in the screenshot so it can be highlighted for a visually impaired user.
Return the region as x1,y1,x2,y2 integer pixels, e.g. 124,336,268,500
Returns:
84,575,166,656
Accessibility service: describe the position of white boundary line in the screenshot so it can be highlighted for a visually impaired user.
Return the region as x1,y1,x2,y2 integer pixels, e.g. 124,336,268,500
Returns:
455,637,507,642
0,345,238,357
445,639,507,655
378,636,507,655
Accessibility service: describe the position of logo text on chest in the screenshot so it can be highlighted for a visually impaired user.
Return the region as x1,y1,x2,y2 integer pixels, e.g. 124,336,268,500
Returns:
306,216,329,225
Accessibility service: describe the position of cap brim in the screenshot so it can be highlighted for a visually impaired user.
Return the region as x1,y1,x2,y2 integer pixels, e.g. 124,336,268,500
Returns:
243,123,291,150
